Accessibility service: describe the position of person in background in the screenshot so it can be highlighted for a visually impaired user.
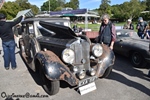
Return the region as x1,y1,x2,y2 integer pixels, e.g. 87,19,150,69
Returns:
136,17,147,39
0,13,24,70
123,19,134,30
145,21,150,39
97,13,116,50
72,23,78,33
78,26,83,33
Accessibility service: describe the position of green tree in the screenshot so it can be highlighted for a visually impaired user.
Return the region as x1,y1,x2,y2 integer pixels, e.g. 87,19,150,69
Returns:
127,0,146,19
145,0,150,10
111,5,125,21
57,0,66,7
69,0,79,9
0,1,21,19
0,0,39,19
30,5,39,15
111,0,146,21
98,0,111,16
64,2,71,8
64,0,79,9
41,0,66,11
15,0,39,14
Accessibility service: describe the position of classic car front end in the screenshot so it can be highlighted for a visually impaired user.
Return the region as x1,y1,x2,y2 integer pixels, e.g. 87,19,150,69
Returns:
19,19,115,95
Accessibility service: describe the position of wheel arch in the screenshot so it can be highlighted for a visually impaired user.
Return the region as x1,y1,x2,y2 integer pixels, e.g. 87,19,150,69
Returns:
129,50,147,67
34,50,78,86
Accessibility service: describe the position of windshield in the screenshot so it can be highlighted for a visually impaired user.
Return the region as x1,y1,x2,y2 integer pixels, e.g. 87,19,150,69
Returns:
116,29,139,38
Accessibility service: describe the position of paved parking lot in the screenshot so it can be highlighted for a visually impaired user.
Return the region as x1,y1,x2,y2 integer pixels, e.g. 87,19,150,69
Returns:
0,40,149,100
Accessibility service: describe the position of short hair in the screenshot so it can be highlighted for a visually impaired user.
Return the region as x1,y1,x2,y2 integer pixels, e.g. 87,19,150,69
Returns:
138,17,143,21
0,13,6,19
101,14,110,20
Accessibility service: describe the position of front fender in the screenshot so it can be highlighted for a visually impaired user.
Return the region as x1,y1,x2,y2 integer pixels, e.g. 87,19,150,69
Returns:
35,51,78,86
96,44,115,77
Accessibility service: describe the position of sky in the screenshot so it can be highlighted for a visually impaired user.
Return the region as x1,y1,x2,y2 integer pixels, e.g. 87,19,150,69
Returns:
5,0,130,10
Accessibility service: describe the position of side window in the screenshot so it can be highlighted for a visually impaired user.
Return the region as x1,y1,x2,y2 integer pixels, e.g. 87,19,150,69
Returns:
27,23,34,34
26,23,34,34
21,24,26,33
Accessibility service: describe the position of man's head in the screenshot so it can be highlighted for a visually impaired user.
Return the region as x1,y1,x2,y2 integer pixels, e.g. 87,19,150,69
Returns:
138,17,143,22
0,13,6,21
127,19,132,24
101,14,110,25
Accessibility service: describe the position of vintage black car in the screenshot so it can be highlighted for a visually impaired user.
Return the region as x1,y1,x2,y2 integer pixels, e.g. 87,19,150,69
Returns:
18,17,115,95
114,29,150,67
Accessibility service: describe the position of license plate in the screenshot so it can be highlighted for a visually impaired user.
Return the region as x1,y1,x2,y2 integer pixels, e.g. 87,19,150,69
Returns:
78,76,97,87
79,82,97,95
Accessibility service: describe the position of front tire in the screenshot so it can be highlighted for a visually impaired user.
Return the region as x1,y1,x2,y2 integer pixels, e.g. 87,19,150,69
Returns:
39,67,60,95
130,52,147,67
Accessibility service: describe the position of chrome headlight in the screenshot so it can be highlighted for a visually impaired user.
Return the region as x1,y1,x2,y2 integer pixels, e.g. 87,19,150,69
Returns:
62,48,75,64
92,44,103,57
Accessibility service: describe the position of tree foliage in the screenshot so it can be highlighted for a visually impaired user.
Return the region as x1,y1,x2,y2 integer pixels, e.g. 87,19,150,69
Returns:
111,0,146,21
98,0,111,16
145,0,150,10
0,0,39,20
64,0,79,10
69,0,79,9
1,0,150,21
41,0,65,11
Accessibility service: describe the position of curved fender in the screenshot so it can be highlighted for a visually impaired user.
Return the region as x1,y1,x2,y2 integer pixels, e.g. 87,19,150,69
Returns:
96,44,115,77
35,51,78,86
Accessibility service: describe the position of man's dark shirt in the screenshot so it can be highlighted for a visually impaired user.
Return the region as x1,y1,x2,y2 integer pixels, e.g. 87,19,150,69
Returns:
0,16,23,42
99,21,116,46
136,21,147,32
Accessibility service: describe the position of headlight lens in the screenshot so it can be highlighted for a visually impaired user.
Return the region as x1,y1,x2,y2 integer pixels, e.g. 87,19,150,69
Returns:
92,44,103,57
62,48,75,64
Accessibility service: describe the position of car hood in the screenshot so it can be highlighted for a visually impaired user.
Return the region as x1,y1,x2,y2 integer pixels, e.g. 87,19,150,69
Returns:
121,37,149,47
39,21,77,39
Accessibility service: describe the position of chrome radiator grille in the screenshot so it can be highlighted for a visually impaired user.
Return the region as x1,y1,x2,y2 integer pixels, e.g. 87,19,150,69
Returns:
70,40,90,70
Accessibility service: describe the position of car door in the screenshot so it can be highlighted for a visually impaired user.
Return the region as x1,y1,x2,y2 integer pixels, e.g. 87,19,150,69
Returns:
114,32,128,55
22,23,34,55
114,31,132,56
114,34,125,55
22,22,40,71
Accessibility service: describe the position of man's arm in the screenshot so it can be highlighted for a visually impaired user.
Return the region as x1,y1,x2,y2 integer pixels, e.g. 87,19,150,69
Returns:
144,21,148,34
110,24,116,50
11,15,24,27
136,23,140,30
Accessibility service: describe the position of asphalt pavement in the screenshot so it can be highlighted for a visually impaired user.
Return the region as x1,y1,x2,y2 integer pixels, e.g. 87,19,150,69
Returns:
0,39,150,100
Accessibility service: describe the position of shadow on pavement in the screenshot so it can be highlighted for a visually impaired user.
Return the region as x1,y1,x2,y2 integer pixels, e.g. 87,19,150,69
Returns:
107,54,150,96
113,53,150,81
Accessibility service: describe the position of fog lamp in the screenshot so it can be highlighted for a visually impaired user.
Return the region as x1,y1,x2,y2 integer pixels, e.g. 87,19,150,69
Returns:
78,71,86,79
90,68,96,76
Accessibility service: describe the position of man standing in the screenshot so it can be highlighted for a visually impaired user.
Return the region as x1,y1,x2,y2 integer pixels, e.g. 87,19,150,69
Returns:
98,14,116,50
0,13,24,70
123,19,134,30
136,17,147,39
